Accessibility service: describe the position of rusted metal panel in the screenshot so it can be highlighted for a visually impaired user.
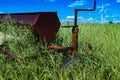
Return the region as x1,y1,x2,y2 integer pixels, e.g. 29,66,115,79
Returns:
38,12,60,42
34,12,60,42
0,13,38,25
0,12,61,42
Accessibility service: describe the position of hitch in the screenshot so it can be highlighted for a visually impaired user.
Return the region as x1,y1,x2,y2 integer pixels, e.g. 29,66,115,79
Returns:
48,0,96,56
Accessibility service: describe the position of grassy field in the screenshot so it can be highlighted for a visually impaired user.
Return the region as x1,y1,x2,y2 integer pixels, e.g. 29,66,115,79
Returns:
0,20,120,80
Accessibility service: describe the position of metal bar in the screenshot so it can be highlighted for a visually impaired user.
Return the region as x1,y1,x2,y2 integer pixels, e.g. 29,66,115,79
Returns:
71,27,79,55
47,0,96,56
74,10,78,27
71,0,96,55
61,26,73,28
75,0,96,11
74,0,96,27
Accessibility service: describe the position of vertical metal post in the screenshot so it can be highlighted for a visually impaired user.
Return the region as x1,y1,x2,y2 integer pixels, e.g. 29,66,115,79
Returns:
71,9,79,55
74,9,78,27
71,0,96,55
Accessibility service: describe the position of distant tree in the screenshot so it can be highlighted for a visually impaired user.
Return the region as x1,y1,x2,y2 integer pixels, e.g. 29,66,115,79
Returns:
109,21,113,24
117,22,120,24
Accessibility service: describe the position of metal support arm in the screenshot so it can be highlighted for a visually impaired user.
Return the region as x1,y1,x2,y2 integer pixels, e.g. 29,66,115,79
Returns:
72,0,96,55
48,0,96,55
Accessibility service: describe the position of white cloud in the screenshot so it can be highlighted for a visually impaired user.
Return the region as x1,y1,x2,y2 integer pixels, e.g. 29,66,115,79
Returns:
116,0,120,2
65,15,95,23
66,16,84,20
78,16,84,19
66,16,74,19
87,17,93,22
113,20,120,23
105,3,110,6
44,0,56,2
97,3,110,9
68,0,86,7
105,15,109,18
0,11,3,13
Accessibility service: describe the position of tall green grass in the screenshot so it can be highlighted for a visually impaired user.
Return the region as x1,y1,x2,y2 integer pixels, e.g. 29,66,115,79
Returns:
0,19,120,80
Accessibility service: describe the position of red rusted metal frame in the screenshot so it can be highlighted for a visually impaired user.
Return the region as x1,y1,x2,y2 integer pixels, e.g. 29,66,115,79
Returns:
71,0,96,55
48,0,96,55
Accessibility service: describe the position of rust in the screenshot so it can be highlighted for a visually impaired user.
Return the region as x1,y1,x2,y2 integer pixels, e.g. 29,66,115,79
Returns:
48,0,96,56
48,45,73,52
71,27,79,55
61,26,73,28
0,0,96,58
48,45,65,50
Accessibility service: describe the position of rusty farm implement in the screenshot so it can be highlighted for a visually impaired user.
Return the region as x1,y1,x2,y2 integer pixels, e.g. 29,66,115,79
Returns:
0,0,96,66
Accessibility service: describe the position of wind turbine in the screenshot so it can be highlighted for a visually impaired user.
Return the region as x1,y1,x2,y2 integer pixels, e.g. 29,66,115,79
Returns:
100,3,104,24
98,3,106,24
98,2,109,24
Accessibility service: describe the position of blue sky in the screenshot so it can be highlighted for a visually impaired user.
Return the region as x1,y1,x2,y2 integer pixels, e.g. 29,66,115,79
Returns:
0,0,120,23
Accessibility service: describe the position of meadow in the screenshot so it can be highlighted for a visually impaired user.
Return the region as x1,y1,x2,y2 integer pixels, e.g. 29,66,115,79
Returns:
0,19,120,80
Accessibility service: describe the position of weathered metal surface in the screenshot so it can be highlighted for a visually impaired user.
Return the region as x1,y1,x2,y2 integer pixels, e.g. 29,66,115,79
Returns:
47,0,96,56
71,0,96,55
71,26,79,55
0,12,60,42
34,12,60,42
0,13,37,25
